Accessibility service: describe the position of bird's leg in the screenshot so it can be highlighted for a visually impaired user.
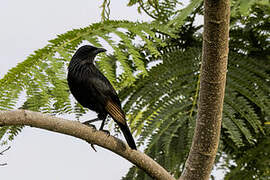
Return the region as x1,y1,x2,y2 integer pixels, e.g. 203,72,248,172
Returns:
90,144,97,152
98,114,110,136
99,118,106,130
82,117,102,125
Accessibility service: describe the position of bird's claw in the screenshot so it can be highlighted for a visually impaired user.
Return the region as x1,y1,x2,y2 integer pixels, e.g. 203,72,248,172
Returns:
91,144,97,152
83,123,97,130
82,121,90,125
101,129,110,136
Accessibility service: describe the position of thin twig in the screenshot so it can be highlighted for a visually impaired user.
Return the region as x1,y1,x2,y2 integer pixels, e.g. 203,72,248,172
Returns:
0,146,11,155
0,146,10,166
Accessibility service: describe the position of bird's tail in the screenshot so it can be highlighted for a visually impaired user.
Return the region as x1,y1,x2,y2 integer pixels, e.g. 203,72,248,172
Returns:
105,100,137,150
117,122,137,150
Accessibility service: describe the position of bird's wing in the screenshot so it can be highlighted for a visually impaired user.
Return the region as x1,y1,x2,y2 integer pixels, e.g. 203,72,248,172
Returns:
105,99,126,125
86,71,136,149
87,75,126,125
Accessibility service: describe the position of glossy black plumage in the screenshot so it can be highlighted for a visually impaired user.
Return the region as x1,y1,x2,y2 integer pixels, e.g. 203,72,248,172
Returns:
67,45,137,150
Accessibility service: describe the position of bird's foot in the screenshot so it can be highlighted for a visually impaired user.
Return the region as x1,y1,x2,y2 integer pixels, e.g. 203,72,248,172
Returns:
90,144,97,152
100,129,110,137
83,123,97,130
83,118,101,125
82,121,90,125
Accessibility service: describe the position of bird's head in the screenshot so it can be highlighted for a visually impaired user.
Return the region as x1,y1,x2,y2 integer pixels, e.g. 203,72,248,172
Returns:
72,45,106,63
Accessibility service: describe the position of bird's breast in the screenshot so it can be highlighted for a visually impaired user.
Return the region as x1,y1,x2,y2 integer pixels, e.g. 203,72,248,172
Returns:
67,66,105,113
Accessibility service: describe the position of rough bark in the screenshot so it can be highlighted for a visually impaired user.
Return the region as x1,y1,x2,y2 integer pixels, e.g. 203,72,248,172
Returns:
0,109,175,180
180,0,230,180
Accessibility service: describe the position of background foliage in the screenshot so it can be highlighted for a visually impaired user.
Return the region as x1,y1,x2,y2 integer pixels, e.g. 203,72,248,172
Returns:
0,0,269,179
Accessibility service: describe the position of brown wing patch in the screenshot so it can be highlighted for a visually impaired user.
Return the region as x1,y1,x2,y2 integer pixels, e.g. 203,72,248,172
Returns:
105,100,126,125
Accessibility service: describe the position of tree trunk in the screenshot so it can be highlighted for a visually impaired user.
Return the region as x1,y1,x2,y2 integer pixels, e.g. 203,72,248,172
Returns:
180,0,230,179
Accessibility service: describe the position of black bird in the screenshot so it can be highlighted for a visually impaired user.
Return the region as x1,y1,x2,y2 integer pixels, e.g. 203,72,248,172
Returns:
67,45,137,150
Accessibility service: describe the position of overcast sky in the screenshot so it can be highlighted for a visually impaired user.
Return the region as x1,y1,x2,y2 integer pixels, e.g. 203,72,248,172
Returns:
0,1,152,179
0,1,224,179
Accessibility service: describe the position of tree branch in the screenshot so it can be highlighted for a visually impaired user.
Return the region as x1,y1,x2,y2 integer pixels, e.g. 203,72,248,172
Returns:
0,109,175,180
180,0,230,179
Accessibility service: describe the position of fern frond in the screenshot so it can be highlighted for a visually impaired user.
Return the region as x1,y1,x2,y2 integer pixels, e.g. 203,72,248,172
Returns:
121,48,201,178
0,20,169,110
0,20,171,143
122,47,269,178
167,0,203,29
128,0,181,23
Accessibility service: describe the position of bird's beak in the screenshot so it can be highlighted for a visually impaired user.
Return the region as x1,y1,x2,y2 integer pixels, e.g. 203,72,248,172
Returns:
94,48,107,55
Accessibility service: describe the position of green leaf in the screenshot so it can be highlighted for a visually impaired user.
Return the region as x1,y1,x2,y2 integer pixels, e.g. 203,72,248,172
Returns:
167,0,203,28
